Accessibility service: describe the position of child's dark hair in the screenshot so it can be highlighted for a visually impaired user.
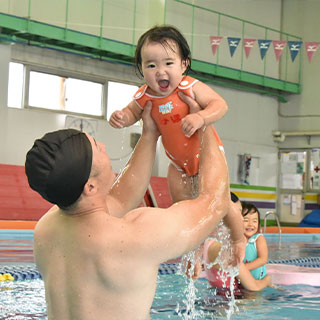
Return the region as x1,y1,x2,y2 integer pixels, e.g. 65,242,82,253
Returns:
241,201,261,230
230,192,239,203
135,25,191,78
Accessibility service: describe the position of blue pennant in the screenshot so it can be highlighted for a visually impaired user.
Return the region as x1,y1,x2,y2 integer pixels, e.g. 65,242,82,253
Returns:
227,37,241,57
258,40,272,60
288,41,303,62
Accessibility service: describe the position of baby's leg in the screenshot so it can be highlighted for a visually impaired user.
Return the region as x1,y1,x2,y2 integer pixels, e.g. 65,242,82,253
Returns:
167,163,198,203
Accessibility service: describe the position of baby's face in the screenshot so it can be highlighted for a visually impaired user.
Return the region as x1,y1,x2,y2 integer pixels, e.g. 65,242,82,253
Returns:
243,210,259,239
140,39,188,96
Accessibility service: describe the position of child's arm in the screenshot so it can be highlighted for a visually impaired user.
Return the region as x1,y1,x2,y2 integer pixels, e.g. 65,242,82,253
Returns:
180,81,228,137
109,100,143,128
238,264,271,291
245,234,268,271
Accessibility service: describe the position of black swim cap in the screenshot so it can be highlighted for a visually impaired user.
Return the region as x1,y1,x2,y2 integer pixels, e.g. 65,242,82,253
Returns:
25,129,93,208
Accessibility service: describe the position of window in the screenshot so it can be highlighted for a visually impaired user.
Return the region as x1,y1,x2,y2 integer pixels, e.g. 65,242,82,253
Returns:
29,71,103,116
7,62,140,119
107,81,139,124
8,63,104,116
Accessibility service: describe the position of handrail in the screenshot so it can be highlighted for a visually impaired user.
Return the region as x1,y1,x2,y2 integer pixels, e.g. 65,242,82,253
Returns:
263,210,282,247
173,0,301,39
172,0,302,90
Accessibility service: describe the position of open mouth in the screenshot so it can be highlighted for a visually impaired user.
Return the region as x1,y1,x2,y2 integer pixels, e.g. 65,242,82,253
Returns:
158,80,170,89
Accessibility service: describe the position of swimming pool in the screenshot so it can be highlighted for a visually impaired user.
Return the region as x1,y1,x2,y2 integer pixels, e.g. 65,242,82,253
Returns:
1,230,320,319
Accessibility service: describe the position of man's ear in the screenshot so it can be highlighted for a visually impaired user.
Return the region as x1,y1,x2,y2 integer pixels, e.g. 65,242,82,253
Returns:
83,178,97,196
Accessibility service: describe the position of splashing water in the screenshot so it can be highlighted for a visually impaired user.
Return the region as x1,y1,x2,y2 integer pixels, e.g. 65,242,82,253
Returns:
175,175,202,319
178,250,204,320
190,175,198,200
204,222,240,319
176,168,239,318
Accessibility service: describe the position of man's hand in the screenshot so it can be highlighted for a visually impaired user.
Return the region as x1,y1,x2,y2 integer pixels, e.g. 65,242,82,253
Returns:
178,92,204,137
141,101,160,139
109,110,127,128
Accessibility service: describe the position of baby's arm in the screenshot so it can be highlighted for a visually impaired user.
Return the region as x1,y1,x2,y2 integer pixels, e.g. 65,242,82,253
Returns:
245,234,268,271
180,81,228,137
109,100,143,128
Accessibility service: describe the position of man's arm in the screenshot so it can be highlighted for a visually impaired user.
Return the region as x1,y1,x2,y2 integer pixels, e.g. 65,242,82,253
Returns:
125,121,230,263
180,92,245,265
107,102,159,217
223,202,247,266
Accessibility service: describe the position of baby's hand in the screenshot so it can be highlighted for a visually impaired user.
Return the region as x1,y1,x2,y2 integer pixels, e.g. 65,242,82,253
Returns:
109,110,127,128
181,113,205,138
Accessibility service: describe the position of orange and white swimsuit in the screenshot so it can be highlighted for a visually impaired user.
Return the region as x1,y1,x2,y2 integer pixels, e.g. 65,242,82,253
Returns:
133,76,223,176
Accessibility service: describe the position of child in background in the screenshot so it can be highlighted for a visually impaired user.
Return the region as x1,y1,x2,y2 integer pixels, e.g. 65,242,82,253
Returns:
189,193,270,293
241,202,268,280
109,25,228,202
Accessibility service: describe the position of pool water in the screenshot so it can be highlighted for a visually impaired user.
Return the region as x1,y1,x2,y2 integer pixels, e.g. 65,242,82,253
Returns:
264,234,320,261
1,231,320,319
0,279,46,319
1,273,320,320
152,273,320,319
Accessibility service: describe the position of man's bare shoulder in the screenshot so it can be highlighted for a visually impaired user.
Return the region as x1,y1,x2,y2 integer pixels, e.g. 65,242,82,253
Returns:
34,206,59,235
123,206,166,223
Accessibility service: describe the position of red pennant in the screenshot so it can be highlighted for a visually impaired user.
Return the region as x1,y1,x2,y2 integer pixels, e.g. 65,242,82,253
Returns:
305,41,320,63
243,39,256,59
209,36,223,56
272,40,287,61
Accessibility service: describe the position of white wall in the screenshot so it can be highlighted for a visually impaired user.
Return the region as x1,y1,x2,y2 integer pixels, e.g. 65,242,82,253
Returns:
278,0,320,149
0,0,294,189
0,44,143,175
0,42,279,187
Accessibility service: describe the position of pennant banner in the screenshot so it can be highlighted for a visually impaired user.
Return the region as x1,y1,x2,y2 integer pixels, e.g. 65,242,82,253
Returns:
288,41,303,62
258,40,272,60
209,36,223,56
227,37,241,57
243,39,256,59
208,36,320,63
273,40,287,61
305,41,320,63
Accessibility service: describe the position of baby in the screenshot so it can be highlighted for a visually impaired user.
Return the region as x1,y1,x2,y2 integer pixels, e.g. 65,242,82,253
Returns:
109,25,228,202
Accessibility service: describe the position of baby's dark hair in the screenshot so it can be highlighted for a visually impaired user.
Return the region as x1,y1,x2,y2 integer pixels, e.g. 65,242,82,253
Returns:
241,201,261,230
135,25,191,78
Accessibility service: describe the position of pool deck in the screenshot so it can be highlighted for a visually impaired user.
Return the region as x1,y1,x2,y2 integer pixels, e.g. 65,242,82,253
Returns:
1,220,320,233
0,220,37,229
265,226,320,233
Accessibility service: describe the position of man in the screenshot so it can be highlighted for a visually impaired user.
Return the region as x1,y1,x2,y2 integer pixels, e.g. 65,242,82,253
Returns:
25,98,244,320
